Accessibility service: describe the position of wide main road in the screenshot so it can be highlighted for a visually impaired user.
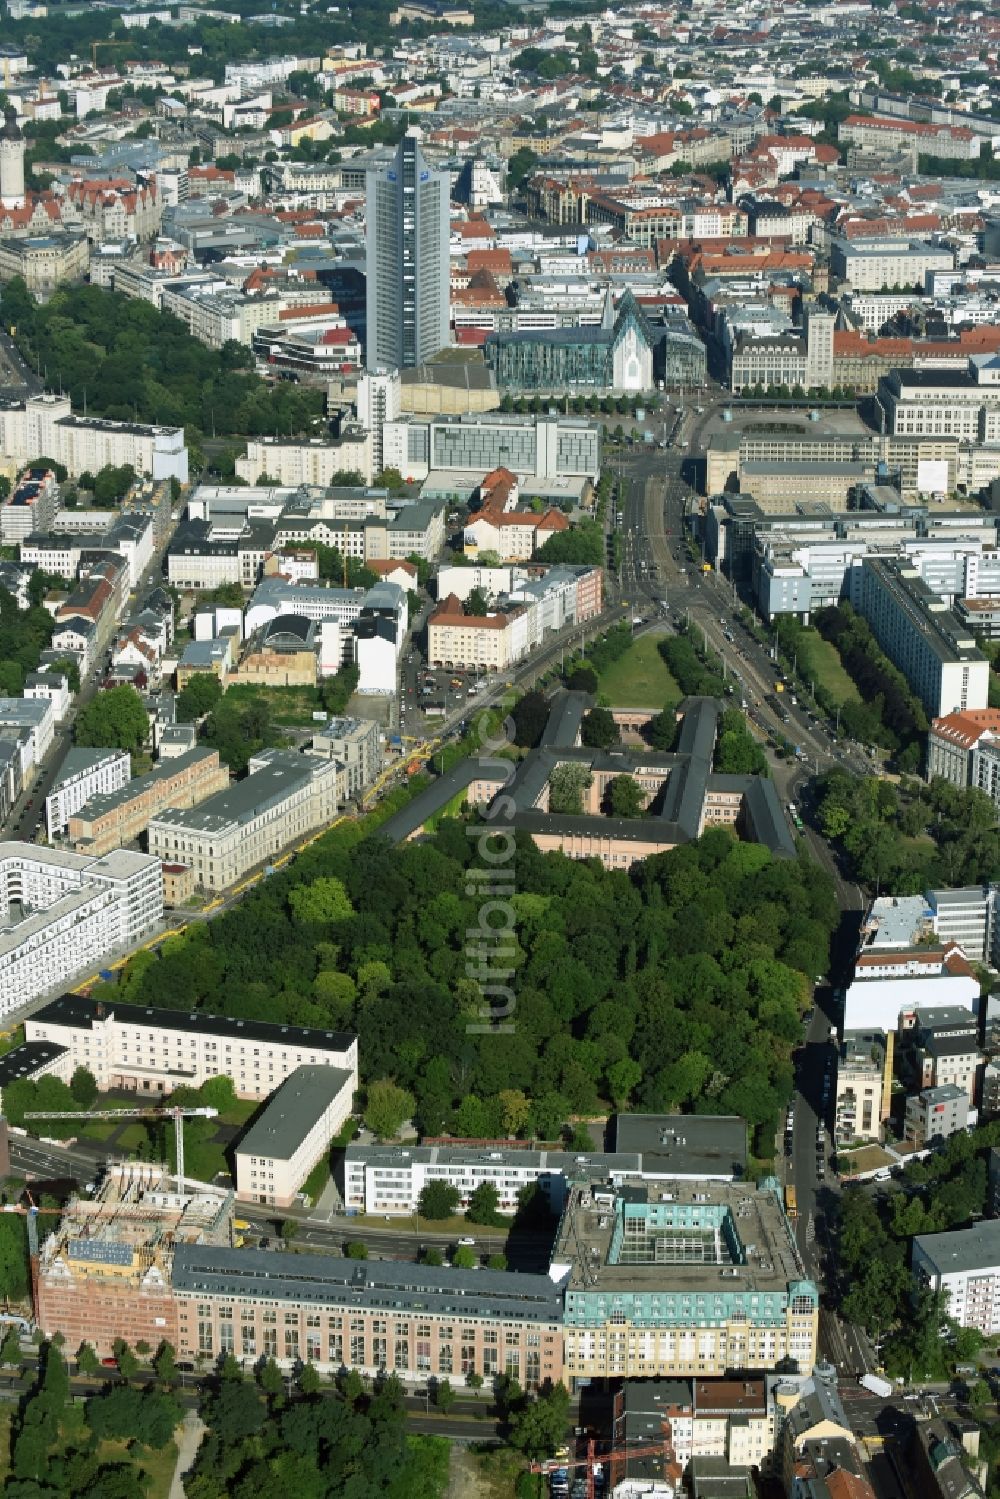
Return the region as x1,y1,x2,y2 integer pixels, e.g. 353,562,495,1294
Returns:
620,441,872,1375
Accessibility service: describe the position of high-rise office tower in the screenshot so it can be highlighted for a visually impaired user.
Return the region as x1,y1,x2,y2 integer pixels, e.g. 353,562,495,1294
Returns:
366,130,450,370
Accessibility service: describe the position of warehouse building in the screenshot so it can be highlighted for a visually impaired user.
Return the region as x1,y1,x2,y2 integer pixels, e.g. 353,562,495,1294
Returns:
234,1064,355,1208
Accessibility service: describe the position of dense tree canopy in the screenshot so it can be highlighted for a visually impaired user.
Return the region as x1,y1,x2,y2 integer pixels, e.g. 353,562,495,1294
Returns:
0,586,54,698
817,768,1000,890
75,685,149,753
0,281,324,446
185,1367,447,1499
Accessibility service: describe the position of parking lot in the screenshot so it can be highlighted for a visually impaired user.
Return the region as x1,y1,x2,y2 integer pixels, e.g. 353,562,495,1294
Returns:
399,664,495,734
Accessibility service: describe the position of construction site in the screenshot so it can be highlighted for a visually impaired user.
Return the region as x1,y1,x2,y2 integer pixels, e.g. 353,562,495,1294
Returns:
30,1163,234,1355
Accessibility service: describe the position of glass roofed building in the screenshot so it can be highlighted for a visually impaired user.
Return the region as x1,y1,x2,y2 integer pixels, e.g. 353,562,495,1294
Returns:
484,290,656,394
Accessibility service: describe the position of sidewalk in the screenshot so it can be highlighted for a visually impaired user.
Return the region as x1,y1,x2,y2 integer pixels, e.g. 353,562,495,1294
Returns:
168,1408,205,1499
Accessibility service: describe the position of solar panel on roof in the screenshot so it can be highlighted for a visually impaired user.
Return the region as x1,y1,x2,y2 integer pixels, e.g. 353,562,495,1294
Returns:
67,1238,135,1266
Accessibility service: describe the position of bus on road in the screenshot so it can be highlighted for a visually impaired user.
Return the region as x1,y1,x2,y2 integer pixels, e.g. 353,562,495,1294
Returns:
784,1184,797,1220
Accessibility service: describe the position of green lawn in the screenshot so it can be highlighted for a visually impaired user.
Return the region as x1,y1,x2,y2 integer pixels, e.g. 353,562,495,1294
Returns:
596,633,681,708
113,1123,149,1150
61,1407,179,1499
222,682,322,728
220,1098,260,1129
796,631,859,707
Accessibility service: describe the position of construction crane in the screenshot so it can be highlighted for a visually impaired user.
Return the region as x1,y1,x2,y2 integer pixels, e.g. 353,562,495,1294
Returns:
529,1434,679,1499
24,1107,218,1198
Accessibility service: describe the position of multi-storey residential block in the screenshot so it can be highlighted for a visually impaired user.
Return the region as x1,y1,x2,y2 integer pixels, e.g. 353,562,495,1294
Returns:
913,1222,1000,1335
234,1064,355,1208
45,747,131,840
904,1083,969,1146
0,466,58,545
147,748,338,891
0,393,187,484
554,1180,818,1382
834,1031,889,1147
67,747,230,857
839,114,982,162
830,237,953,292
0,695,56,771
855,557,989,718
24,992,357,1100
307,716,383,800
0,845,162,1016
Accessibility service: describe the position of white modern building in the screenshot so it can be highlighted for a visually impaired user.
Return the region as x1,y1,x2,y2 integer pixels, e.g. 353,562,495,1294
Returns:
855,557,989,718
913,1222,1000,1335
308,716,383,800
147,748,338,891
0,695,56,772
842,943,980,1032
45,747,131,840
0,844,163,1017
25,992,358,1102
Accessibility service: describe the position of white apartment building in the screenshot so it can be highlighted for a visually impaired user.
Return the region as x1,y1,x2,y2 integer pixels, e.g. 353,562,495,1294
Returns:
147,748,338,891
235,430,373,487
0,844,163,1018
856,557,989,718
834,1030,888,1147
0,394,187,485
45,747,130,840
356,368,401,478
0,468,58,545
913,1223,1000,1335
344,1143,589,1217
25,993,358,1101
235,1064,355,1208
0,695,56,771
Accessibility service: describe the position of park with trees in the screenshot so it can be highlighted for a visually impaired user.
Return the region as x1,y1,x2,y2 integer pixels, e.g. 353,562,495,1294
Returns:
834,1122,1000,1381
107,792,837,1157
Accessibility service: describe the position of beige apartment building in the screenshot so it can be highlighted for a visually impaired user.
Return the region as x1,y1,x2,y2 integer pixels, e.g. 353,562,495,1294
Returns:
234,1064,355,1208
428,595,526,672
147,748,338,891
834,1030,890,1147
68,747,230,856
172,1251,564,1387
236,431,373,487
24,992,359,1101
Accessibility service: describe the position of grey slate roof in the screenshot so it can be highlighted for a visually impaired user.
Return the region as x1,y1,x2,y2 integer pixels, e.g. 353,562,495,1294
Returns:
171,1242,566,1322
